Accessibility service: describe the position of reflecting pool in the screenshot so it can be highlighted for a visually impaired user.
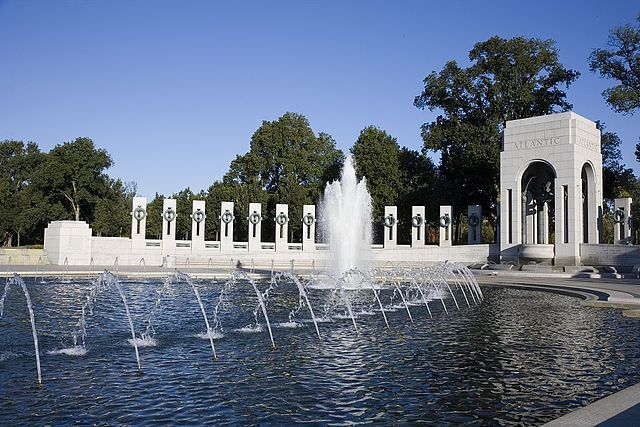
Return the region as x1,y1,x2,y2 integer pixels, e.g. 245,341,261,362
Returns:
1,276,639,425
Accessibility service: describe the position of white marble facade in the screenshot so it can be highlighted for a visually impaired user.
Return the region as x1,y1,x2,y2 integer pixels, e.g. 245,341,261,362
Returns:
500,112,604,265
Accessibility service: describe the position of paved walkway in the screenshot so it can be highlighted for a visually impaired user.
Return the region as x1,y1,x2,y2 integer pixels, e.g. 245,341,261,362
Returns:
543,382,640,426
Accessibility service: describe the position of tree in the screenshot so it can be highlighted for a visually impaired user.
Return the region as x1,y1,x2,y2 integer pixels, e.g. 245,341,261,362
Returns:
220,112,343,241
145,194,164,240
92,180,137,237
173,187,196,240
0,140,48,246
351,126,404,226
36,137,113,222
597,122,638,203
589,14,640,115
396,147,439,243
414,36,579,231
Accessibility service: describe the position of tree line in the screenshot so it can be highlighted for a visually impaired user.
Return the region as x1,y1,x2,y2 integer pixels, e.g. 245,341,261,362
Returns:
2,16,639,247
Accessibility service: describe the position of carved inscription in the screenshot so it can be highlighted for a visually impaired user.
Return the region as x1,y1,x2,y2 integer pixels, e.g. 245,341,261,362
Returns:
512,137,560,150
510,135,600,153
576,136,600,152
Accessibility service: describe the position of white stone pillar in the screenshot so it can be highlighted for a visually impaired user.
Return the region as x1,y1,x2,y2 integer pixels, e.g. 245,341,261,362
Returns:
248,203,262,252
524,193,535,244
162,198,177,253
439,205,452,247
411,206,425,247
302,204,316,251
383,206,398,248
614,198,632,244
275,204,289,252
131,196,147,249
191,200,206,252
219,201,234,252
542,202,549,244
467,205,482,244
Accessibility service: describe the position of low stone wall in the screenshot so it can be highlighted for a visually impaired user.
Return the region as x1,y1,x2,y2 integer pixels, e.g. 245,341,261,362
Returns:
0,248,48,266
44,220,498,267
581,244,640,269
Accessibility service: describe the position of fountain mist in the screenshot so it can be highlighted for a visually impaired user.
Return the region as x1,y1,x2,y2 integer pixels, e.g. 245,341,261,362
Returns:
321,155,373,277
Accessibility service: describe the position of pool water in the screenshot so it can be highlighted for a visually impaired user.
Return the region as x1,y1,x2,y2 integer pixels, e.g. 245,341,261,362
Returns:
1,276,639,425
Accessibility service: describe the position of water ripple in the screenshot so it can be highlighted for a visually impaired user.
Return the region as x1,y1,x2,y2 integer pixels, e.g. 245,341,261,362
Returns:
1,280,640,425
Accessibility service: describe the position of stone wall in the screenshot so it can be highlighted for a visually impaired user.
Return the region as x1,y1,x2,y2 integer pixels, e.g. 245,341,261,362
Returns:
0,248,48,266
43,220,498,267
580,244,640,269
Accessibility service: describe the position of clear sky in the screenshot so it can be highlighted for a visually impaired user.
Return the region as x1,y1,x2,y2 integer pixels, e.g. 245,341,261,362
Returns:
1,1,638,199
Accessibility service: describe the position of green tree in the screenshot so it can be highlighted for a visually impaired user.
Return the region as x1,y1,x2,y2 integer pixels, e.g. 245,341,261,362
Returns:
414,36,579,236
172,188,196,240
589,14,640,115
145,193,164,240
220,112,343,242
92,180,137,237
36,137,113,222
397,147,439,243
0,140,49,246
351,126,403,233
598,123,638,204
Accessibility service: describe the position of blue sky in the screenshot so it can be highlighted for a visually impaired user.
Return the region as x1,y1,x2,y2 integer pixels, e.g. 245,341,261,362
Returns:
1,1,638,199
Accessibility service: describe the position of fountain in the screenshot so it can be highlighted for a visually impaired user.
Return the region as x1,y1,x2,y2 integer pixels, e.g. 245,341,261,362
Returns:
49,271,141,371
321,154,373,277
0,155,499,423
0,274,42,385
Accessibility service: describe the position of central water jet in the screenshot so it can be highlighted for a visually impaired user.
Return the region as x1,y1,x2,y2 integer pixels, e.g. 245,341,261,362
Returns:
321,155,373,278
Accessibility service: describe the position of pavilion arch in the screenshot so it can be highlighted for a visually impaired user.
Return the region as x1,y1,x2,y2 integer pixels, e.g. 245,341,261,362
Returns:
519,160,557,245
581,162,598,244
500,112,603,265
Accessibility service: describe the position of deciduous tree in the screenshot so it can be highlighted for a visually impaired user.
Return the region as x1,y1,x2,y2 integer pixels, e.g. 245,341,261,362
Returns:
414,36,579,233
36,137,112,222
589,14,640,115
0,140,48,246
220,112,343,241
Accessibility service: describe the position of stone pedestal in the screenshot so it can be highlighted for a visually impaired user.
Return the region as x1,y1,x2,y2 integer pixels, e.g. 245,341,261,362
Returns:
614,198,633,244
43,221,92,265
439,206,452,247
275,204,289,252
219,201,234,252
162,199,177,254
248,203,262,252
130,197,147,250
467,205,482,245
383,206,398,248
302,204,316,252
411,206,425,247
191,200,206,251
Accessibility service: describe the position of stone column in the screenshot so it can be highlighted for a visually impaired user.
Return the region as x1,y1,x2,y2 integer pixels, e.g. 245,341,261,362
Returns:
524,193,535,244
162,198,177,254
248,203,262,252
383,206,398,248
275,204,289,252
302,204,316,252
411,206,425,247
467,205,482,244
131,196,147,249
191,200,206,252
219,201,234,252
439,205,452,247
614,197,632,244
542,202,549,244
